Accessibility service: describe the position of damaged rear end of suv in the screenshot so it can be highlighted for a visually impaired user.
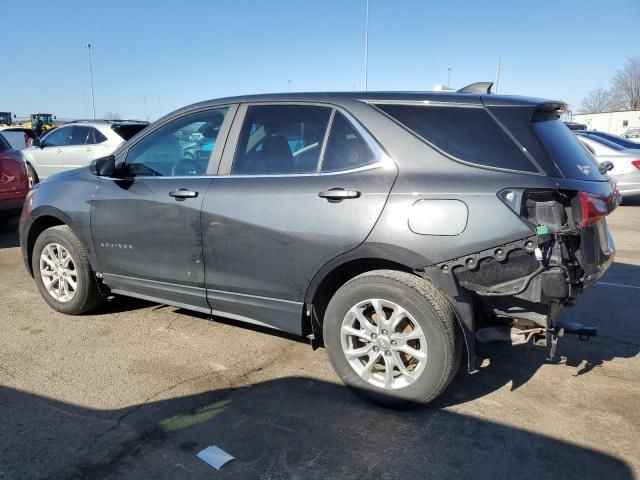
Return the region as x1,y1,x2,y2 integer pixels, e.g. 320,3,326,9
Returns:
359,83,618,395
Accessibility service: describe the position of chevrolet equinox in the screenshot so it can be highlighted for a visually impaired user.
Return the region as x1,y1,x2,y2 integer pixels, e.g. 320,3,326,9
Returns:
19,83,618,407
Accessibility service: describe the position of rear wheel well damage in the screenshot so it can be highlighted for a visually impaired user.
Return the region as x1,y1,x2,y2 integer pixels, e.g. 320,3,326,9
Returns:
26,216,65,276
305,257,476,372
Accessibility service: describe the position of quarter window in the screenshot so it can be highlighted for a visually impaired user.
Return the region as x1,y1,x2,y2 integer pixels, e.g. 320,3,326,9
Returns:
88,127,108,144
232,105,331,174
321,112,376,172
125,108,228,177
376,104,537,173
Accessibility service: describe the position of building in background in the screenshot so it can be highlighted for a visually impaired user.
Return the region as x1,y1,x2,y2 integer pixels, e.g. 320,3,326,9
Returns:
572,110,640,135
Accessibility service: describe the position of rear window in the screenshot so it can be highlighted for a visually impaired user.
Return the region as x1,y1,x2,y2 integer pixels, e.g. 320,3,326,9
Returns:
111,124,147,141
376,104,538,173
0,133,11,151
533,120,606,181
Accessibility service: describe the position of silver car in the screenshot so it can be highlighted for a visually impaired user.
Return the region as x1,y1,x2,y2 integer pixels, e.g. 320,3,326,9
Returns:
576,132,640,200
22,120,147,186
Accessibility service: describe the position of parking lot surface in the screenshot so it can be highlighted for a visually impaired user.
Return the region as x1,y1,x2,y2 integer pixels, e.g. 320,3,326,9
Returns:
1,207,638,480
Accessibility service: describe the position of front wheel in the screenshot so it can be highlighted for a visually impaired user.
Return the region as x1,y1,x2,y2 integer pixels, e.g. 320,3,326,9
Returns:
323,270,462,408
32,225,106,314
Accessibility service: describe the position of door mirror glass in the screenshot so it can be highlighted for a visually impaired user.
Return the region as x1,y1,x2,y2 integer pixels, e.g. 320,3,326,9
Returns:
89,155,116,176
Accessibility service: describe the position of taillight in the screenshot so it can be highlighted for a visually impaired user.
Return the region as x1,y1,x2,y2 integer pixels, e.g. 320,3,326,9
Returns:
632,160,640,169
577,191,611,227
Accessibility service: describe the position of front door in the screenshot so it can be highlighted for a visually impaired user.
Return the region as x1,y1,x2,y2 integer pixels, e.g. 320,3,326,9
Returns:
202,104,397,333
32,126,72,179
90,106,234,312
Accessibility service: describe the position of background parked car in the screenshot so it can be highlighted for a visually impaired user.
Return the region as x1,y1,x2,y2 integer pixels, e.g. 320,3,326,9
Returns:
0,127,38,150
621,128,640,143
576,132,640,201
22,119,148,185
579,130,640,150
563,121,587,131
0,133,28,229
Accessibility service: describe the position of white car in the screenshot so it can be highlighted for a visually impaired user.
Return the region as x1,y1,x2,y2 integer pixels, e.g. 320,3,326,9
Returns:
576,132,640,200
22,120,148,185
621,128,640,143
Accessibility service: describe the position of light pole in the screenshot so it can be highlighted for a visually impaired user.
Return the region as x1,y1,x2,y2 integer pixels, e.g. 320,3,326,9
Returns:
447,67,452,88
287,79,291,92
86,42,96,119
364,0,369,91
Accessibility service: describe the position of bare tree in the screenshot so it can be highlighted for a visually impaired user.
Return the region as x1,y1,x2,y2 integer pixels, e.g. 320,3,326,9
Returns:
104,111,122,120
612,56,640,111
579,88,615,114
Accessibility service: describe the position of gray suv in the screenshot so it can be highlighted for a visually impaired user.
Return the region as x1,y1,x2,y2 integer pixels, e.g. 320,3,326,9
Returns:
19,83,618,407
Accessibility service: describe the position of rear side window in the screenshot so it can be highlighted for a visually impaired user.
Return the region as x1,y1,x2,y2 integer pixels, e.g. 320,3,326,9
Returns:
112,124,147,141
88,127,108,144
232,105,331,175
321,112,376,172
69,126,91,145
533,120,606,181
376,104,538,173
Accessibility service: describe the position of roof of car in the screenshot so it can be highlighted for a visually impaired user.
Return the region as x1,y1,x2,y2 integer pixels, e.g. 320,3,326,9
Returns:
66,119,149,125
189,91,558,108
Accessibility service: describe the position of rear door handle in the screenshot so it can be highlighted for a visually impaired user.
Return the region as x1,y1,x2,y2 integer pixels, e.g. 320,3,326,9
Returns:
169,188,198,199
318,188,361,200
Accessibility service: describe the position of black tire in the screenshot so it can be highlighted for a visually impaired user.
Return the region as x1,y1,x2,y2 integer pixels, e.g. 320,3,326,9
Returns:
323,270,462,408
32,225,106,315
26,163,39,187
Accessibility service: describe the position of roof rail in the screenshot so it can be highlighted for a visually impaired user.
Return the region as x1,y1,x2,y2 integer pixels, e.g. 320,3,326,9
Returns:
457,82,494,94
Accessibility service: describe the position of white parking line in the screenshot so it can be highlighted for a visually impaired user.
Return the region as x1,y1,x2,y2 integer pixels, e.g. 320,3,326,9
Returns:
597,282,640,290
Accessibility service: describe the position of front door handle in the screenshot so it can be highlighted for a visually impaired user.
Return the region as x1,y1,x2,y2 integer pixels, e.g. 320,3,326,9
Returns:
318,188,361,200
169,188,198,199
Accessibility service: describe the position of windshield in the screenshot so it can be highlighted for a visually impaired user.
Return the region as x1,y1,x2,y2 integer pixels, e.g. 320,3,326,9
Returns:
111,124,147,141
33,114,53,125
533,119,606,181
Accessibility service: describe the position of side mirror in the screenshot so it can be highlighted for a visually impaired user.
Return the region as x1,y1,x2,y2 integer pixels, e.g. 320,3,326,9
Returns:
89,155,116,177
32,138,41,148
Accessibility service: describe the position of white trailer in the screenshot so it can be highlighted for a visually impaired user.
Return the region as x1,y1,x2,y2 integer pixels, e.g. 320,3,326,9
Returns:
572,110,640,135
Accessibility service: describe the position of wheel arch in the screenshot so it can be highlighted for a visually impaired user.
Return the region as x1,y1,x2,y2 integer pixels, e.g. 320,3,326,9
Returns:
25,209,97,277
304,245,477,373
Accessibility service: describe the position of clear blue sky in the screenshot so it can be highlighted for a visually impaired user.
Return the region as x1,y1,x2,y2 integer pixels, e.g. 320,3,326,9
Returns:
3,0,638,120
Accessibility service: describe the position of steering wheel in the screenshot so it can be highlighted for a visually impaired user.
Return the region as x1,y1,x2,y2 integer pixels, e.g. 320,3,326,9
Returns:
172,157,201,176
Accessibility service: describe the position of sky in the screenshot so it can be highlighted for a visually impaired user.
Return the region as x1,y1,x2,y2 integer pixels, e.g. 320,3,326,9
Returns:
2,0,638,121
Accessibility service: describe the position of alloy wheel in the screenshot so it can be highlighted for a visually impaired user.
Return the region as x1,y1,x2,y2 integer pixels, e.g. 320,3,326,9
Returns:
39,243,78,303
340,298,428,389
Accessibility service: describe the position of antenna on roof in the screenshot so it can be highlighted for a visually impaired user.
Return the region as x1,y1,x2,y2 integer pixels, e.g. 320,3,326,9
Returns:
457,82,494,94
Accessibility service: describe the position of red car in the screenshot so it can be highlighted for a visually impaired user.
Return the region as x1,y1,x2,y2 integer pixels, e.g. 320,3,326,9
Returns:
0,133,29,226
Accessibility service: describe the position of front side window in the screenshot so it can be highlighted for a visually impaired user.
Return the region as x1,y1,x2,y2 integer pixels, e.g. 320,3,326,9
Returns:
376,104,538,173
321,112,376,172
41,127,71,147
125,108,228,177
232,105,331,174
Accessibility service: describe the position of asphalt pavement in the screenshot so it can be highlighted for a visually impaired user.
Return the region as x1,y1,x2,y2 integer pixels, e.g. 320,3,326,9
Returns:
0,207,638,479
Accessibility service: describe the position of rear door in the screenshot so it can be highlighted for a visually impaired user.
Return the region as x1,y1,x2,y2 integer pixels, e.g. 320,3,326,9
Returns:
202,103,397,334
91,106,236,312
64,126,94,169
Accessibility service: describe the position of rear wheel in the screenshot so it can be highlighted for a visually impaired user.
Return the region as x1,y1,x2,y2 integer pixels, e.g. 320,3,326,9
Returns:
323,270,461,408
32,225,106,314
